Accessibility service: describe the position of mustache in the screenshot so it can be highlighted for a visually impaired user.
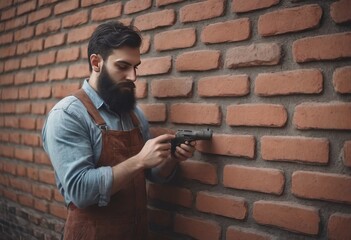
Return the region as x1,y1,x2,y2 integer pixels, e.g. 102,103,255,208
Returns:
114,80,136,89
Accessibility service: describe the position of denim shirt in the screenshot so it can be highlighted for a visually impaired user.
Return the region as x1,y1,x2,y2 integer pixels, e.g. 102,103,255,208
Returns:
42,80,161,208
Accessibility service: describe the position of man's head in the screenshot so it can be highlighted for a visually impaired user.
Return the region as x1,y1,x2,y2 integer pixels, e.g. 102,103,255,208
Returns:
88,21,142,114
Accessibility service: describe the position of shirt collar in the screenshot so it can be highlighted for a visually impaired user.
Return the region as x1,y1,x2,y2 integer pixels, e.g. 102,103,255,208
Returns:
82,79,105,109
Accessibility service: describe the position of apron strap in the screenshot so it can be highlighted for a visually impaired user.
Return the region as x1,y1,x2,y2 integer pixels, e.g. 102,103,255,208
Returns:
74,89,107,129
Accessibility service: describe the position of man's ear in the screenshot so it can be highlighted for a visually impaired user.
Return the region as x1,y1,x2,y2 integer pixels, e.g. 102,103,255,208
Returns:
90,54,102,72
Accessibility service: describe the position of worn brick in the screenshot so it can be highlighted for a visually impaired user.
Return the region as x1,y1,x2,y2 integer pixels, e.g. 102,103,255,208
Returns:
91,2,122,22
156,0,184,7
226,226,273,240
137,56,171,76
54,0,79,15
124,0,152,14
148,183,192,207
226,43,281,68
138,103,166,122
62,11,88,28
330,0,351,24
344,141,351,167
67,24,97,44
328,213,351,240
134,10,175,31
179,160,217,185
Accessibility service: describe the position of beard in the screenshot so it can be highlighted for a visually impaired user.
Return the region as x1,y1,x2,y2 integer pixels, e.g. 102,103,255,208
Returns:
97,66,136,114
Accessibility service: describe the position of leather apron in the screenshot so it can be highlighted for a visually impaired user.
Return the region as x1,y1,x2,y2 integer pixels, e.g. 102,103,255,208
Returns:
63,89,147,240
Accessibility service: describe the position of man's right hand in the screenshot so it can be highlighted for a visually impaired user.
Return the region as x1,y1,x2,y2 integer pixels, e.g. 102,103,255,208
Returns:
136,134,175,169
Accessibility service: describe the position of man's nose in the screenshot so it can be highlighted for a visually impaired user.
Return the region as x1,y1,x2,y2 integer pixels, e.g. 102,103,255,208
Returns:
126,68,137,82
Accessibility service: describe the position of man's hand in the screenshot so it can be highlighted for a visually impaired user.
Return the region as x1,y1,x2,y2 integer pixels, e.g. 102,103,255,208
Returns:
172,141,196,162
136,134,175,169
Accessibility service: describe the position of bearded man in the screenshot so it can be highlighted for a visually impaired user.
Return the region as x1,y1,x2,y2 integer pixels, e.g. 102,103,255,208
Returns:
42,21,195,240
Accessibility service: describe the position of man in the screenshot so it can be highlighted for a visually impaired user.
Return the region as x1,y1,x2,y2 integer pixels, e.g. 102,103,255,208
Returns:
42,21,195,240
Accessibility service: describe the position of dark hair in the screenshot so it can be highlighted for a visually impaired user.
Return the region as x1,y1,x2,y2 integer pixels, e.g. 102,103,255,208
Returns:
87,21,142,71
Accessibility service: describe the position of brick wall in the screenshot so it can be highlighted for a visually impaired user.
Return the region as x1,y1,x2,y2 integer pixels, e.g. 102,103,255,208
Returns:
0,0,350,239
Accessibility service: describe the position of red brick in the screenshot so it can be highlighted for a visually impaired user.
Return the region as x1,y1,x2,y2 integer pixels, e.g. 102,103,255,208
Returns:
15,26,34,41
39,169,55,185
258,4,322,37
27,167,39,180
18,39,43,55
151,77,192,98
0,45,16,59
49,66,67,81
0,1,12,10
293,102,351,130
138,103,166,122
198,74,249,97
5,15,27,31
0,32,13,45
170,103,221,125
148,207,172,227
54,0,79,15
56,47,80,63
138,56,171,76
4,59,20,72
124,0,152,14
330,0,351,24
20,117,36,130
31,102,46,115
18,194,34,208
174,214,221,240
226,226,273,240
201,18,251,44
179,160,217,185
81,0,105,7
293,32,351,63
232,0,280,13
328,213,351,240
35,19,61,36
30,85,51,99
261,136,329,164
154,28,196,51
255,69,323,96
38,0,60,7
1,7,16,21
17,0,36,16
49,203,67,219
176,50,220,72
135,79,147,99
148,183,192,207
333,66,351,94
196,191,247,219
196,134,255,159
226,43,281,68
3,189,17,202
3,161,16,174
62,11,88,28
32,184,52,201
67,24,97,44
253,200,320,235
227,104,287,127
180,0,224,23
224,165,284,195
16,103,31,114
34,199,49,213
292,171,351,204
34,149,51,165
134,10,175,31
344,141,351,167
15,147,33,162
91,2,122,22
156,0,184,7
19,87,29,99
28,7,51,24
44,33,65,49
140,34,150,54
14,72,34,85
52,82,81,99
38,50,56,66
68,63,90,79
21,55,37,69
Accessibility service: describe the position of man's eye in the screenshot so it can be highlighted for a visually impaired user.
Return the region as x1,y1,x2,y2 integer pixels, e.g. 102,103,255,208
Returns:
117,64,128,70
